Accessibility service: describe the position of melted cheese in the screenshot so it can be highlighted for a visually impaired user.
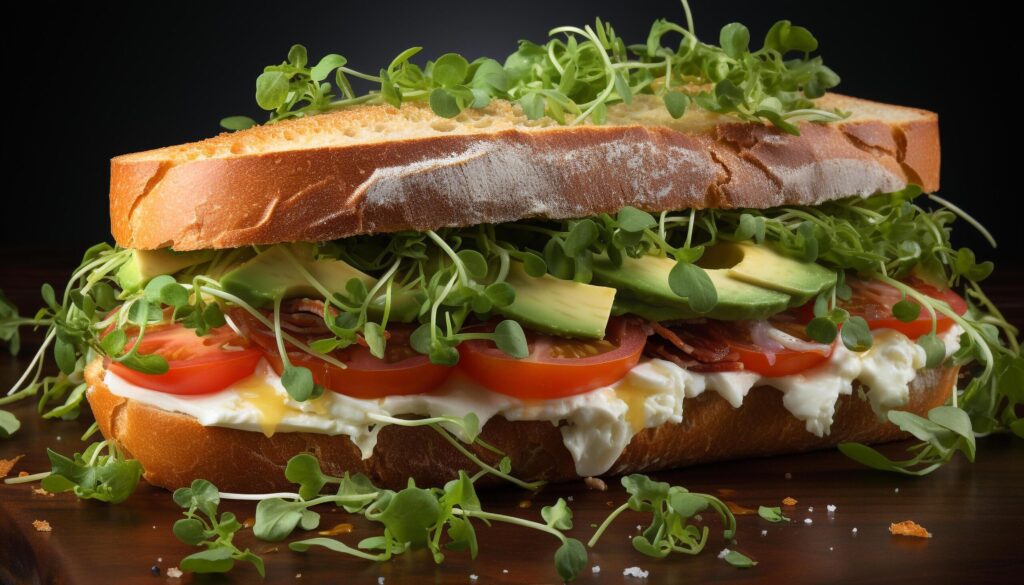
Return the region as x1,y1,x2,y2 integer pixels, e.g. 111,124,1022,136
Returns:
100,327,961,477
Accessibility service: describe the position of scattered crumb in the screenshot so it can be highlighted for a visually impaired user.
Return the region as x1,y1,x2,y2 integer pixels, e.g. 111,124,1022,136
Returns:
518,500,532,509
829,546,834,552
259,546,280,554
725,501,757,515
18,471,28,477
592,566,601,574
566,495,574,502
152,525,157,530
694,514,702,522
804,518,813,525
0,454,24,478
852,528,858,535
318,523,354,536
826,504,837,513
761,529,768,537
243,516,255,528
502,569,508,574
894,488,900,494
377,577,385,585
636,524,643,531
890,520,932,538
807,506,814,513
782,497,798,506
32,520,52,532
56,436,62,441
470,575,478,581
295,573,302,578
32,488,54,497
623,566,649,579
606,501,615,507
784,472,792,479
717,548,731,559
584,476,607,491
157,558,163,563
166,567,183,579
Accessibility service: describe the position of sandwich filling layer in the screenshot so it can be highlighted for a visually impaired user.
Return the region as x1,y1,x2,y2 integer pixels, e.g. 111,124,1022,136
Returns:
99,326,961,476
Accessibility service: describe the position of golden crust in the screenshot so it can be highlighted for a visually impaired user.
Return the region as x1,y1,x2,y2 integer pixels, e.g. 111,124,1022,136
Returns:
84,359,957,492
109,94,940,250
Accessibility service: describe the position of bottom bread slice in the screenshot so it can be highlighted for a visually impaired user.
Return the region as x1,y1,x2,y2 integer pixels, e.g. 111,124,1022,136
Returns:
84,359,958,491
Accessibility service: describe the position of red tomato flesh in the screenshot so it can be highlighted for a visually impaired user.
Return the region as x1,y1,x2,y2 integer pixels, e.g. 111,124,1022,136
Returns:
843,278,968,338
108,324,261,395
231,310,452,399
458,318,647,399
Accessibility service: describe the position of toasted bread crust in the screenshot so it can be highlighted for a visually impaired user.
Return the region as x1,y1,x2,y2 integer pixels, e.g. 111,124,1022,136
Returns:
110,94,939,251
84,359,957,491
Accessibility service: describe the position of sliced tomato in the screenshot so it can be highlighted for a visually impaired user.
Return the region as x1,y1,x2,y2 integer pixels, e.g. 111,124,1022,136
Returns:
686,317,833,377
458,318,647,399
108,324,261,395
843,278,968,338
231,310,451,399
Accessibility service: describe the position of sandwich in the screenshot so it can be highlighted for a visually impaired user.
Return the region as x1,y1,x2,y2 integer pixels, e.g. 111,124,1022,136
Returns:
3,6,1019,495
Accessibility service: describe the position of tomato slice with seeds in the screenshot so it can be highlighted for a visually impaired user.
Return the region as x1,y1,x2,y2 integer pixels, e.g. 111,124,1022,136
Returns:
231,310,451,399
458,318,647,399
108,324,261,395
699,317,834,377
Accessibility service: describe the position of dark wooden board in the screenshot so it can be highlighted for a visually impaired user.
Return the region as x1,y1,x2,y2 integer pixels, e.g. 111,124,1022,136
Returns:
2,252,1023,584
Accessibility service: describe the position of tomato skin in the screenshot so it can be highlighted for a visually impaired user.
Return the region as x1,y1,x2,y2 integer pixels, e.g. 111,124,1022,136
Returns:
108,325,261,395
844,278,968,338
230,310,452,399
726,343,831,377
260,349,452,399
458,318,647,400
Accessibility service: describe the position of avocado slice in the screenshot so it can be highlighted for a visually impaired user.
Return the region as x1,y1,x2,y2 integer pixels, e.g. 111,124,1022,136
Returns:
221,244,376,308
117,249,214,293
497,262,615,339
593,253,791,321
703,242,836,304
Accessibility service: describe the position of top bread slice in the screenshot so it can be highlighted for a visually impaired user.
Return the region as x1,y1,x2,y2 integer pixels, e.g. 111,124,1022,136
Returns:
110,93,939,251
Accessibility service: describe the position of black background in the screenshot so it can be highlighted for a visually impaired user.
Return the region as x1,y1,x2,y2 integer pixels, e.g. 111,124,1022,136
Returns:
3,0,1018,263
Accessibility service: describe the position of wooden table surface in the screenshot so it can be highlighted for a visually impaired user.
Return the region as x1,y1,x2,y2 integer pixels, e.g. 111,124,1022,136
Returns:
2,251,1023,585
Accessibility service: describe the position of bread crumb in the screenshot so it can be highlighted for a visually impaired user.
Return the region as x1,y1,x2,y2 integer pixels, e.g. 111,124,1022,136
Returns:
32,488,54,497
318,522,354,536
32,520,52,532
518,499,532,509
889,520,931,538
502,569,508,574
18,471,29,477
852,528,858,535
761,529,768,537
584,477,607,491
717,548,731,559
782,497,798,506
725,501,756,515
807,506,814,512
243,516,255,528
592,566,601,574
826,504,837,513
470,575,478,581
804,518,813,525
623,566,649,578
0,454,24,478
784,472,792,479
566,495,574,502
829,546,834,551
894,488,900,494
295,573,302,578
377,578,385,585
166,567,183,579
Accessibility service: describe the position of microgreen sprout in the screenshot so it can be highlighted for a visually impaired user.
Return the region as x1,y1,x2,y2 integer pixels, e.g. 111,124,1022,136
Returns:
227,1,842,135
